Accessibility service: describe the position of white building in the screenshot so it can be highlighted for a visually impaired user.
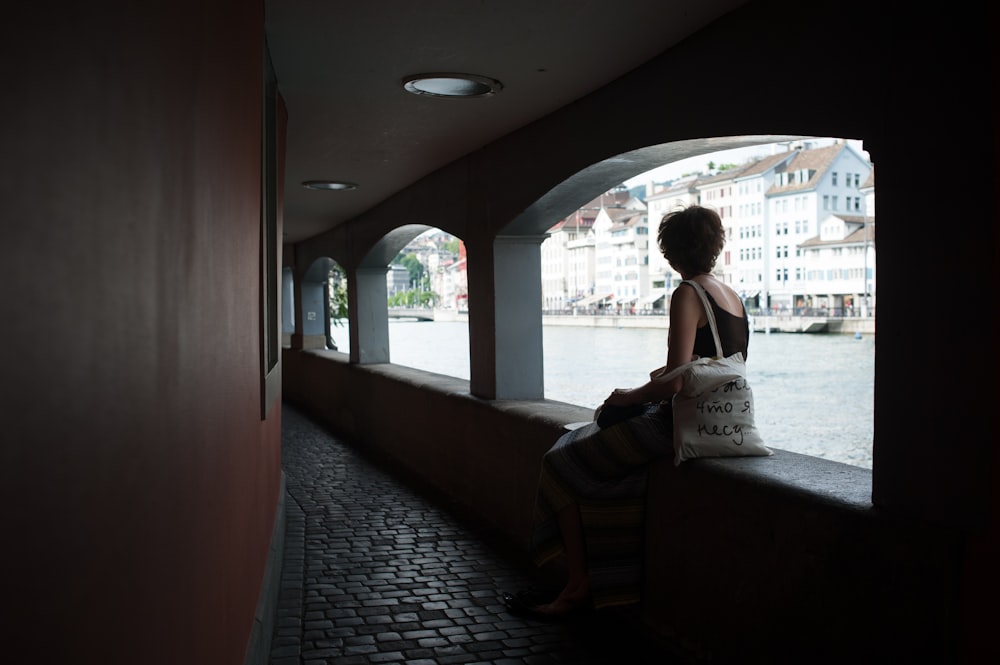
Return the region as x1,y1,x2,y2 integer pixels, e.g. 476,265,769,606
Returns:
799,214,875,315
541,189,634,311
730,152,796,306
541,210,597,311
593,204,649,311
643,176,700,310
763,141,873,311
386,264,410,297
858,167,876,314
696,168,745,287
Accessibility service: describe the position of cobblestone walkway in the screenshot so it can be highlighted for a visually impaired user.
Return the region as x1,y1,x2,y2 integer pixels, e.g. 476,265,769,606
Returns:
270,403,679,664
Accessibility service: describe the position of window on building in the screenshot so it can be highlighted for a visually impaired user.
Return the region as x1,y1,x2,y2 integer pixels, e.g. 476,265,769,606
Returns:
832,172,838,186
260,44,280,420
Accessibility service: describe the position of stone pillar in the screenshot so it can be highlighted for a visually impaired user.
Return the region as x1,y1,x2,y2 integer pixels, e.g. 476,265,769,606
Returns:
867,133,990,528
493,235,547,400
290,279,327,350
465,238,496,399
350,266,390,364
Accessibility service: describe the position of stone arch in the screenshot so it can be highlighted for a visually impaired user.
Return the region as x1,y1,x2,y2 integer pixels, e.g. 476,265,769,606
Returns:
289,255,349,351
352,223,471,368
500,136,806,237
359,224,434,269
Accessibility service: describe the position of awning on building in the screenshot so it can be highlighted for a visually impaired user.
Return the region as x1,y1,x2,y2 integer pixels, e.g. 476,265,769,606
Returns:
637,291,665,307
574,292,613,307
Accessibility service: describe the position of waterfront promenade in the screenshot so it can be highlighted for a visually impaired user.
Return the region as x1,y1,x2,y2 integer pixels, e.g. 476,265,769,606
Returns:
388,308,876,334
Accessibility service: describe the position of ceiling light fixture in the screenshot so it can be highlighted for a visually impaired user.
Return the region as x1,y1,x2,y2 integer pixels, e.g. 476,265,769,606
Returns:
302,180,358,191
402,73,502,98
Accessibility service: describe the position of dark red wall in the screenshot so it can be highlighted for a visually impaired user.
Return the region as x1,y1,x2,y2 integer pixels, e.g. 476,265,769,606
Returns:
2,3,282,663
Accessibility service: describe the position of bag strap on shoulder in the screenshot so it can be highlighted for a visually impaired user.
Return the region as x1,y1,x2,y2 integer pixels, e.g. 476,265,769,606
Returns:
650,280,725,386
681,280,723,358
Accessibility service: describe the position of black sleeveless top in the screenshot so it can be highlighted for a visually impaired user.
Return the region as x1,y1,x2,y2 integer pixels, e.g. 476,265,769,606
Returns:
689,285,750,360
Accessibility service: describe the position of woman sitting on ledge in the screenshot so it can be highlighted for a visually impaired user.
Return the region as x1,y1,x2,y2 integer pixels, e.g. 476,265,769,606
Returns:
504,205,750,620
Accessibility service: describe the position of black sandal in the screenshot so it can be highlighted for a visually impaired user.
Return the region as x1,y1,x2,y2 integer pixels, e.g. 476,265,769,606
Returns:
502,590,553,621
502,589,590,623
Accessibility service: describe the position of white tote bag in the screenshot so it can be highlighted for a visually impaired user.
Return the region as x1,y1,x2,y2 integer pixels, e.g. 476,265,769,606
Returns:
654,281,772,465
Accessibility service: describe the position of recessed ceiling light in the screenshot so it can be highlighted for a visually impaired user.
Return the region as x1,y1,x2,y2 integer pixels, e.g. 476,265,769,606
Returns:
402,73,502,98
302,180,358,191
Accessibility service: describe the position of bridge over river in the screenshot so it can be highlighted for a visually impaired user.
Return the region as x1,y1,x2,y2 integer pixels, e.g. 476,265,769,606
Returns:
387,307,443,322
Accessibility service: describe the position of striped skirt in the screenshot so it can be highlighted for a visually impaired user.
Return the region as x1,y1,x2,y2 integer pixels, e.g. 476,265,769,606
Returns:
530,404,672,609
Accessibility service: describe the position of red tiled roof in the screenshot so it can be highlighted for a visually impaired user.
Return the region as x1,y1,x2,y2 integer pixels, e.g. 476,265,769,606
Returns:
766,143,844,194
860,166,875,189
799,217,875,247
736,151,795,177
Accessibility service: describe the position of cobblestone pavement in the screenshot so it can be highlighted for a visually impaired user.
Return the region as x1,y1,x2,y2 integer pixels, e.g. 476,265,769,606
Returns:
270,403,681,665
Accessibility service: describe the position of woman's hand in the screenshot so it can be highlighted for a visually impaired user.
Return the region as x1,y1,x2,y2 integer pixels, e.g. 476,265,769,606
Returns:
602,387,643,408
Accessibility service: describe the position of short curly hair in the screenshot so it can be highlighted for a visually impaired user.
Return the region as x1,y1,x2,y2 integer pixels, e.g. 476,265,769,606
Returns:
657,205,726,276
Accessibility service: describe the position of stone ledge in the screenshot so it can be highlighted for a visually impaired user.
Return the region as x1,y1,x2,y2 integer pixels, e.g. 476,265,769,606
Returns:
680,449,873,513
297,347,872,518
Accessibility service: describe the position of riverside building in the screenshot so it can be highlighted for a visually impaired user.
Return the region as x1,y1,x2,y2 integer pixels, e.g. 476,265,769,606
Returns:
541,140,875,317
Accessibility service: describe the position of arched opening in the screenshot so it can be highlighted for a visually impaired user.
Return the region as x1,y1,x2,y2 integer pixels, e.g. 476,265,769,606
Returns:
534,136,875,468
385,228,472,379
282,262,350,351
291,256,350,353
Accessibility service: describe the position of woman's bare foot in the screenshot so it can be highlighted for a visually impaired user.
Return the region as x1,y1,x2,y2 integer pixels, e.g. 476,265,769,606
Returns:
533,579,590,617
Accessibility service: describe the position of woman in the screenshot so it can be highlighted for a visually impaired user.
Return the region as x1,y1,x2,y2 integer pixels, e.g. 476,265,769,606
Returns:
505,205,750,620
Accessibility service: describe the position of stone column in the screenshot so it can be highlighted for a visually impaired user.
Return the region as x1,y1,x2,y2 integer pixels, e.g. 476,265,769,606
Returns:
289,279,327,350
350,266,390,364
465,237,496,399
493,235,547,399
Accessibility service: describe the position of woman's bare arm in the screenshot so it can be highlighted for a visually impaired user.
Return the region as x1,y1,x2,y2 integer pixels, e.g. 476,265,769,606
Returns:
601,282,702,408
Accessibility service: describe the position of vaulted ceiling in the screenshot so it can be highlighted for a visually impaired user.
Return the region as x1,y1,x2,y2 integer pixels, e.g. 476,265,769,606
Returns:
265,1,748,244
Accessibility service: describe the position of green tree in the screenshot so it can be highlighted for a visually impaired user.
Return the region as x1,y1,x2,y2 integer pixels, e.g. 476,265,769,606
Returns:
328,266,348,325
392,252,425,287
418,289,437,307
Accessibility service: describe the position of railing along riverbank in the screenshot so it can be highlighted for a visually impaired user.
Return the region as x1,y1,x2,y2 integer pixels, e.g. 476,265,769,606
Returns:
397,307,876,334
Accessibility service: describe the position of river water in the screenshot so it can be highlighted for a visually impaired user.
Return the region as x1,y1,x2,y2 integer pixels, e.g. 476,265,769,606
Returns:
331,320,875,469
